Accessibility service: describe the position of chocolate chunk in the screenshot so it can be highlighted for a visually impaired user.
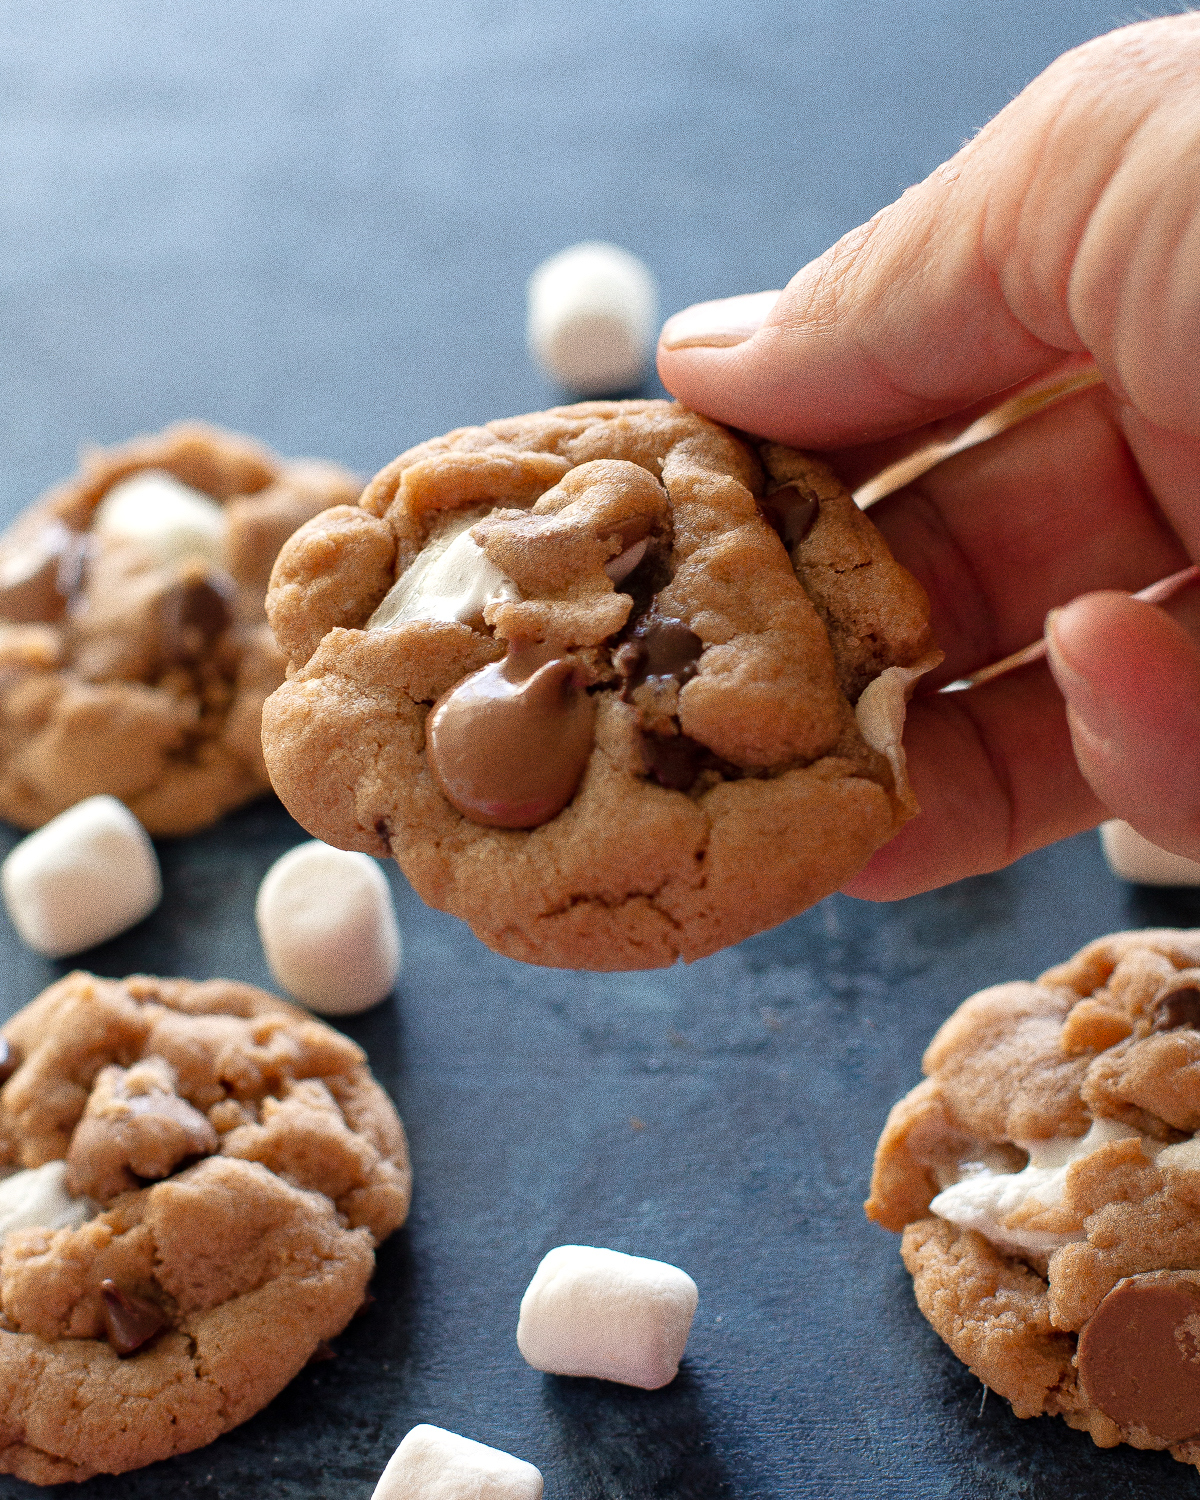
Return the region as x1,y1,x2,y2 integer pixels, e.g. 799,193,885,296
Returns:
158,575,232,662
758,484,819,550
617,615,703,695
0,1038,18,1087
0,522,88,624
1152,987,1200,1032
641,733,739,793
1078,1273,1200,1441
100,1279,168,1356
306,1340,338,1364
427,639,596,829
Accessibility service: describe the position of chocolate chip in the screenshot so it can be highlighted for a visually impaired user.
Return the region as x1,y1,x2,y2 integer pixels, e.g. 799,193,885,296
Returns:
306,1340,337,1364
758,484,819,550
617,615,703,695
100,1279,168,1356
641,733,739,792
158,576,232,662
426,641,596,829
0,1038,19,1087
1078,1274,1200,1441
1152,987,1200,1032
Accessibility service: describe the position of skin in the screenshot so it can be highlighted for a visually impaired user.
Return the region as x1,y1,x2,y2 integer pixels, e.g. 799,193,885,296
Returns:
656,16,1200,899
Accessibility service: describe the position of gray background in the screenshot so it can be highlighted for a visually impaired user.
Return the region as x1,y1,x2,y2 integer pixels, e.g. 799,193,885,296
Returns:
0,2,1194,1497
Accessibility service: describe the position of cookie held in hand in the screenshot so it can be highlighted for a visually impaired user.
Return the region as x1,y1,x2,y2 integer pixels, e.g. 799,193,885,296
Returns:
263,400,938,970
0,971,410,1484
0,423,360,834
867,929,1200,1469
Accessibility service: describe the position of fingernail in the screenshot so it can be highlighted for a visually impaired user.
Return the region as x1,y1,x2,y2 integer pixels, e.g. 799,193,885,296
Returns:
658,290,780,351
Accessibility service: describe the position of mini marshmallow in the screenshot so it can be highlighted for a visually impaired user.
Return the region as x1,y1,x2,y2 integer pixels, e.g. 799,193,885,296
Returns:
526,242,658,395
255,840,401,1015
1,795,161,957
92,470,228,569
517,1244,698,1389
368,511,519,631
1100,819,1200,887
371,1424,542,1500
0,1161,95,1237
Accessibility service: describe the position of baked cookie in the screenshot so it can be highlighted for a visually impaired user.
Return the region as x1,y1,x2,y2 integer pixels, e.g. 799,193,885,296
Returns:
0,969,411,1484
262,400,938,970
0,423,360,834
867,929,1200,1469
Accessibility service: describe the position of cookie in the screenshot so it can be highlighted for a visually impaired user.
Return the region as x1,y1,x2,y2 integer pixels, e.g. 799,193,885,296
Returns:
0,422,360,834
866,929,1200,1468
262,400,938,970
0,969,411,1484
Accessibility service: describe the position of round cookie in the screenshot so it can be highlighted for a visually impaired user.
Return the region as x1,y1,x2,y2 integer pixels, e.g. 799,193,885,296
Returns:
0,423,360,834
262,400,939,970
0,970,411,1484
867,929,1200,1469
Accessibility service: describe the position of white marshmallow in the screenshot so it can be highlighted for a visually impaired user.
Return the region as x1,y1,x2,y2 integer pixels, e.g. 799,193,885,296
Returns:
371,1424,542,1500
368,511,519,632
1,795,161,958
92,470,228,568
526,243,658,395
255,840,401,1015
930,1118,1164,1259
0,1161,96,1237
517,1244,698,1389
1100,819,1200,886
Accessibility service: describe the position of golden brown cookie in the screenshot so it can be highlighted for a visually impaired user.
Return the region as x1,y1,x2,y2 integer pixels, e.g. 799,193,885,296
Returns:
0,423,360,834
0,970,411,1484
867,929,1200,1468
262,400,938,970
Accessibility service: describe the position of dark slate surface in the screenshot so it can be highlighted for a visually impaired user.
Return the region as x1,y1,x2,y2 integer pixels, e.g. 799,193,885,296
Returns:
0,2,1191,1496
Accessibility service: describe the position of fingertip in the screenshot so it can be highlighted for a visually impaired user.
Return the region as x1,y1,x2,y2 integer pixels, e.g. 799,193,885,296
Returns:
657,290,780,353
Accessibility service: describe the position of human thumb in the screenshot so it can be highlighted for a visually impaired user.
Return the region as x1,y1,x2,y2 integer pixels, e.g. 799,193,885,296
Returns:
657,15,1200,449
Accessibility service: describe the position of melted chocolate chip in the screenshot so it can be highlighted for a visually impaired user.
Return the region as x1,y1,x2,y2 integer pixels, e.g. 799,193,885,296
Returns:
158,576,232,662
1079,1274,1200,1442
1152,987,1200,1032
617,615,704,696
426,640,596,828
0,1038,18,1087
100,1279,168,1356
758,484,819,550
641,733,738,793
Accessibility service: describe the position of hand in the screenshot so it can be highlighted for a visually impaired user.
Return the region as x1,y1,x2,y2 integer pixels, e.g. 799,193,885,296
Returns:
655,15,1200,899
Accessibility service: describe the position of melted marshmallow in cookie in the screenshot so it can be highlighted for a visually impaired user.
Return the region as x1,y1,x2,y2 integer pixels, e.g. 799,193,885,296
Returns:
929,1117,1165,1259
366,510,519,630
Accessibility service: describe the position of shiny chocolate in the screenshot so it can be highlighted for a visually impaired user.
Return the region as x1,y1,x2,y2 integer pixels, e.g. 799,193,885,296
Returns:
427,640,596,829
641,732,737,793
1078,1273,1200,1441
158,575,232,663
1152,987,1200,1032
759,483,819,550
100,1278,168,1357
616,615,703,695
